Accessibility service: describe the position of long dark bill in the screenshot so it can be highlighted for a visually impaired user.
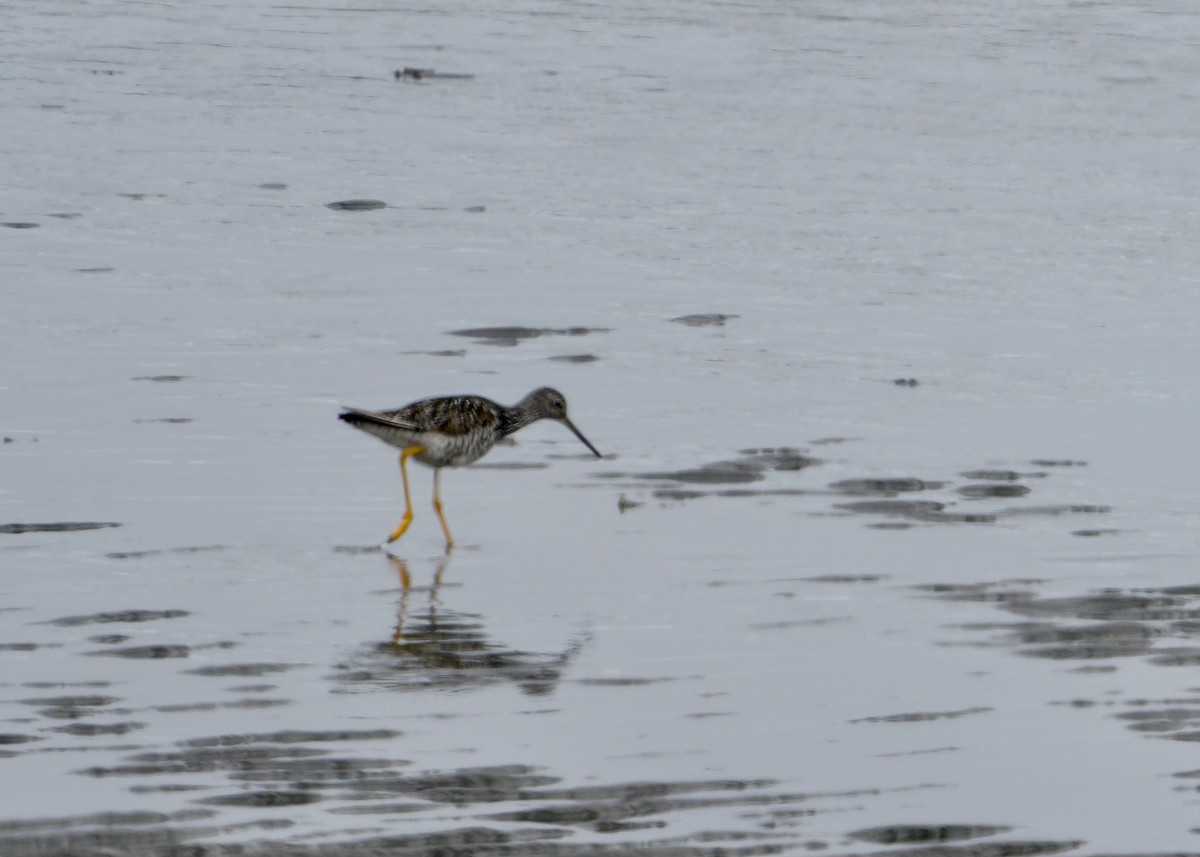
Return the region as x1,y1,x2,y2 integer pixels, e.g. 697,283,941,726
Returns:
563,418,602,458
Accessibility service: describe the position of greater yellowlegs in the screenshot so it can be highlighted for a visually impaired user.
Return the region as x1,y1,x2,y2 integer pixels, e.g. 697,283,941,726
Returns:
339,387,601,549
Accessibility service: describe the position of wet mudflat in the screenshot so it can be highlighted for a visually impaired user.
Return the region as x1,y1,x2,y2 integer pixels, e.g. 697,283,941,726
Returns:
3,1,1199,855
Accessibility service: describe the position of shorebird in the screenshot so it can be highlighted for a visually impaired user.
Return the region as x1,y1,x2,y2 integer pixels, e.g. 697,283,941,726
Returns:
339,387,601,549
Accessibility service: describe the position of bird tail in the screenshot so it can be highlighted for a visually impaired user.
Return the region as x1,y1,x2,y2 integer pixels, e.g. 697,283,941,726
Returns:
339,407,421,448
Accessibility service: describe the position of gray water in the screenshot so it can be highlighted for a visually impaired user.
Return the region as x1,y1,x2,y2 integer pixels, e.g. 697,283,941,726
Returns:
2,1,1199,855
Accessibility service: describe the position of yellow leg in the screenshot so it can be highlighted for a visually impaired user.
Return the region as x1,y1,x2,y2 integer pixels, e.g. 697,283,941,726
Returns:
432,468,455,550
386,445,425,544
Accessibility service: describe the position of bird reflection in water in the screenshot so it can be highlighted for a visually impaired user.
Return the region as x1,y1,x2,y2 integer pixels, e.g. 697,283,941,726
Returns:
331,555,587,696
389,552,451,647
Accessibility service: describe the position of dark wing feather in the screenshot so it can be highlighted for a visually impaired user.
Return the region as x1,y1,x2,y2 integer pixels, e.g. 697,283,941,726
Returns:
338,407,420,432
392,395,503,437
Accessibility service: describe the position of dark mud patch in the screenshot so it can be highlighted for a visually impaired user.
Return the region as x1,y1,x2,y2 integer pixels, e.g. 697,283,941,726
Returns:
2,222,40,229
919,580,1200,749
849,836,1085,857
669,313,738,327
1012,622,1159,660
90,634,143,644
806,574,886,583
738,448,815,470
198,790,323,808
339,763,560,803
957,483,1032,499
1113,707,1200,736
86,644,191,659
961,469,1044,482
326,199,387,211
610,448,817,489
916,580,1042,608
0,734,40,745
107,546,223,560
876,746,959,758
916,578,1200,710
1000,504,1112,518
0,731,1037,857
1146,648,1200,668
1,522,120,534
448,326,610,347
917,583,1199,627
185,730,400,748
333,544,384,555
852,706,992,724
548,353,599,363
827,465,1112,529
49,721,146,737
485,780,800,829
184,663,307,678
393,67,476,81
836,499,980,523
403,348,467,357
575,676,676,687
20,694,122,719
152,698,291,714
0,816,281,857
77,743,332,778
485,780,913,840
850,823,1012,844
1005,591,1200,623
592,450,1100,521
831,478,944,494
642,462,764,485
325,801,433,815
750,617,853,630
655,488,708,501
44,609,190,626
811,436,862,445
133,375,188,382
708,575,857,589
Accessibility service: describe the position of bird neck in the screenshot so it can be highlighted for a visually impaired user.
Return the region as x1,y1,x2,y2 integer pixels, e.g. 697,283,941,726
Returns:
499,399,542,437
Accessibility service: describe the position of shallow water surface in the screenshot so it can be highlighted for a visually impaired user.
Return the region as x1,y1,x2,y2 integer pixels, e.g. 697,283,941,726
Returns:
3,1,1199,855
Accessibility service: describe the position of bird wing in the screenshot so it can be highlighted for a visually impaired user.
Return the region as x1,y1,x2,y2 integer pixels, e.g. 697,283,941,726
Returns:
341,396,503,437
413,396,502,437
338,406,421,432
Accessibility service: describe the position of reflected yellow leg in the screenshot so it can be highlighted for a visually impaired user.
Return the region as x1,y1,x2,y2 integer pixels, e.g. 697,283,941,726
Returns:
386,445,426,544
387,554,412,589
432,468,455,550
388,555,411,646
